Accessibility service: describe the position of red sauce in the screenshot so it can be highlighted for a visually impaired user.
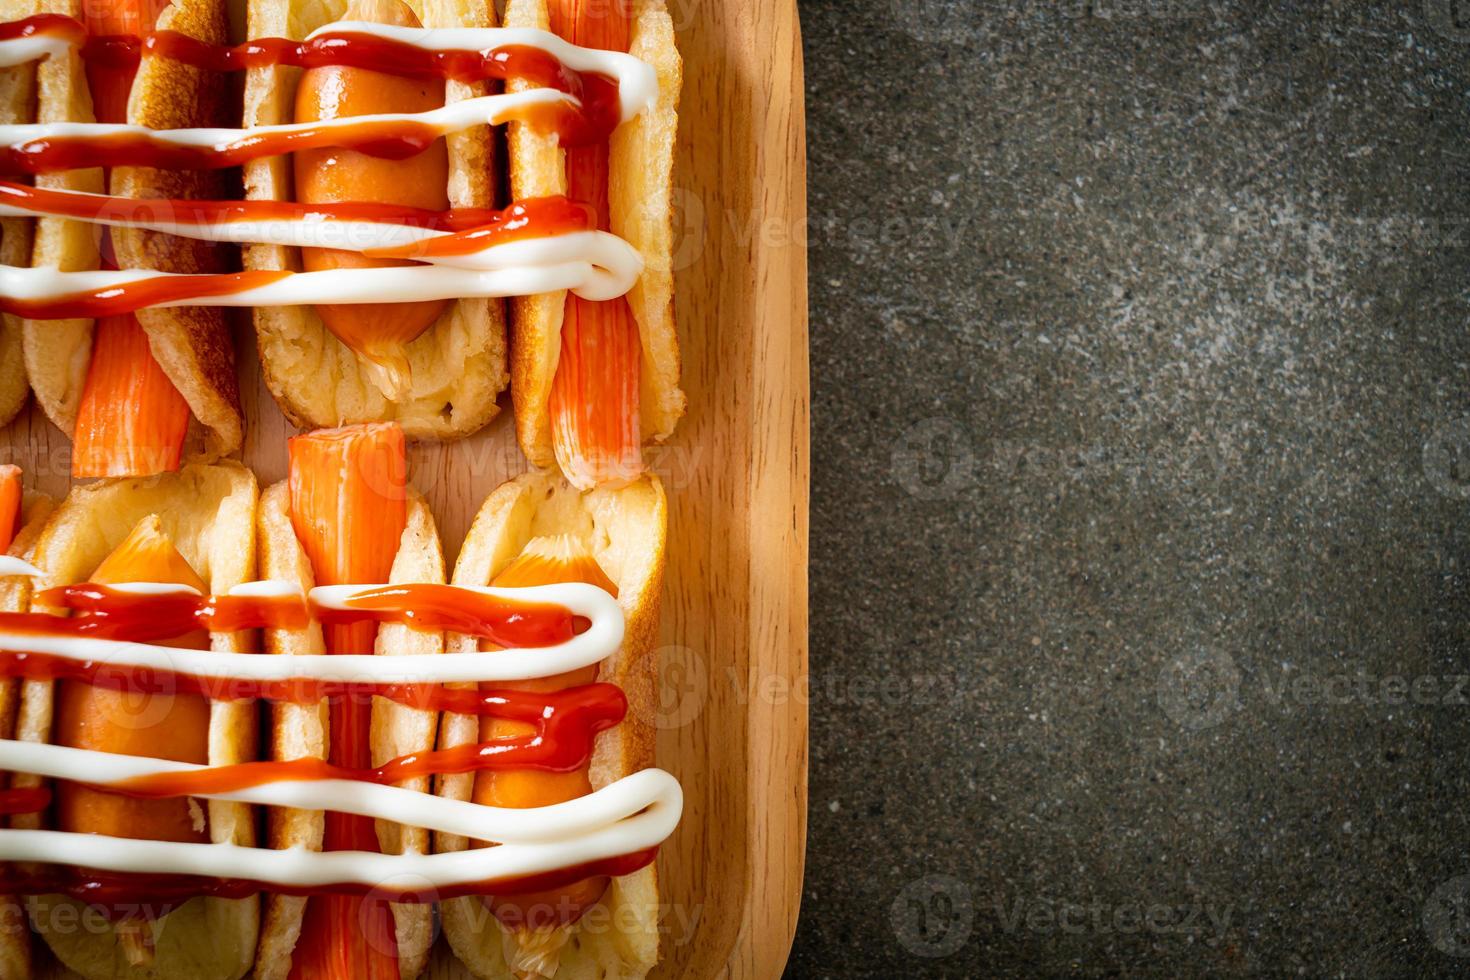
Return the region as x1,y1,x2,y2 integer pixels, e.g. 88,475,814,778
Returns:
0,186,595,319
0,787,50,815
0,582,649,904
0,179,591,242
0,847,658,905
0,683,625,814
312,583,586,647
113,682,625,797
0,269,291,320
0,14,626,175
20,581,585,646
0,650,620,716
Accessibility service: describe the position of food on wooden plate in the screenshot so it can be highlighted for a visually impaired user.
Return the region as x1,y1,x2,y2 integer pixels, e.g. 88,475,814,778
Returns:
5,463,260,979
507,0,683,488
243,0,508,437
0,463,52,978
19,0,242,476
0,1,660,448
437,467,668,979
0,442,680,978
0,10,33,431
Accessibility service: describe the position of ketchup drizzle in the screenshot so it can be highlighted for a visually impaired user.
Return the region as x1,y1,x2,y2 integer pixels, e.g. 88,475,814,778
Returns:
0,179,593,243
22,581,586,648
0,580,651,905
0,847,658,905
0,14,627,175
0,269,291,320
0,683,625,811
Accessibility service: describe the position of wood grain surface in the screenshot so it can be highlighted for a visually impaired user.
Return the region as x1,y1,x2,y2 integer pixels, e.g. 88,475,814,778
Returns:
6,0,808,972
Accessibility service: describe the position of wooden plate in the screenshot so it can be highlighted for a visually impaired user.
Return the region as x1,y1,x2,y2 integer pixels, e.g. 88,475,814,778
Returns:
5,0,808,974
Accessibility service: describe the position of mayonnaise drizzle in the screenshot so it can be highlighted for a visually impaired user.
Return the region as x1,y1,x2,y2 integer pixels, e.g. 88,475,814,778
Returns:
0,556,41,578
304,22,659,120
103,582,202,597
0,34,65,68
0,581,625,681
0,739,677,847
1,245,636,309
0,768,681,890
0,183,640,274
0,88,574,160
0,23,658,121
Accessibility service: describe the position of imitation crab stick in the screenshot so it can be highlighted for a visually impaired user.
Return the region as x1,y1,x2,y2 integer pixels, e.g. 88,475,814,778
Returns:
52,515,212,964
0,465,21,553
286,422,408,980
71,0,195,480
472,534,618,977
82,0,167,125
546,0,644,491
293,0,451,399
70,316,192,478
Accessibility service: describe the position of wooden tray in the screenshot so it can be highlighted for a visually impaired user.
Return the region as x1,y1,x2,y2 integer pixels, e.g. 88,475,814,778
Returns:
4,0,809,974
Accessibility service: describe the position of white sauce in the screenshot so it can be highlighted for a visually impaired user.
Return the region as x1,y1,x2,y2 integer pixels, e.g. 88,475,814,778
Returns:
105,582,202,596
2,245,635,309
0,738,677,847
0,88,572,157
0,23,657,121
0,555,41,577
0,577,679,888
226,580,302,599
304,23,659,121
0,581,624,682
0,34,67,67
0,768,680,890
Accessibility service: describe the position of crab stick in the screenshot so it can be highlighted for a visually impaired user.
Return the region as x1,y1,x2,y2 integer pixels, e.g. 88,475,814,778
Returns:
293,0,451,400
51,515,213,964
286,422,408,980
70,0,194,479
70,316,191,478
546,0,644,491
0,465,20,553
472,534,617,976
82,0,166,126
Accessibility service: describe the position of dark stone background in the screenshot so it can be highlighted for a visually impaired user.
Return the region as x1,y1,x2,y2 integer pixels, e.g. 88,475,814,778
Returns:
792,0,1470,976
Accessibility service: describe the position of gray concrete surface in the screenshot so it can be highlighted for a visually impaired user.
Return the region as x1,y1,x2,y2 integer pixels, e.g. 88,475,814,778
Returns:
793,0,1470,975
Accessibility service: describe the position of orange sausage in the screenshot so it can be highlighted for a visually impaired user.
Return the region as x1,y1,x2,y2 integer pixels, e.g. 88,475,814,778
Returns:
294,0,450,398
51,515,213,962
473,536,617,935
53,516,212,845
